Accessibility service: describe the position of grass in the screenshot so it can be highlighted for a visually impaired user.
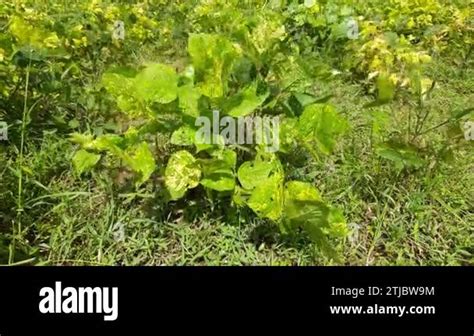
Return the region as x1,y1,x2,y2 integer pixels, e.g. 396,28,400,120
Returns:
1,41,473,266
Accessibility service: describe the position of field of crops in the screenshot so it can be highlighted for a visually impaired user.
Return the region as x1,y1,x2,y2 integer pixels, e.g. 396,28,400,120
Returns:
0,0,472,265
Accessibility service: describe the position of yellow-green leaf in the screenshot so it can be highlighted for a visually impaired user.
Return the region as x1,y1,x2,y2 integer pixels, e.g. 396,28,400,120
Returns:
165,150,201,200
72,150,100,175
134,63,178,104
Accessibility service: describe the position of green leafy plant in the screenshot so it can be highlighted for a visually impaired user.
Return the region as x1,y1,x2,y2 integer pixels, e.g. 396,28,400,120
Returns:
1,0,472,265
70,31,349,251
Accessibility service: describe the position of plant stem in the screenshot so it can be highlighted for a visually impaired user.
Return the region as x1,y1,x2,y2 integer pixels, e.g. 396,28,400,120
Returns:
418,118,451,136
10,62,31,264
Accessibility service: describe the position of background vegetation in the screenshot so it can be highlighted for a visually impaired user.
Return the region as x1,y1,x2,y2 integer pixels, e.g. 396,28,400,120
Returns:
0,0,472,265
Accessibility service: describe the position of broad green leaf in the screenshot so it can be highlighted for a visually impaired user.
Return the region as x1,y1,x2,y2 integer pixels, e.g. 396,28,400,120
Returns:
298,104,348,155
290,93,333,116
271,56,312,92
232,57,254,85
248,14,286,55
92,134,124,156
188,34,238,98
71,133,124,155
134,63,178,104
232,186,249,206
285,200,331,232
226,83,269,117
284,181,322,202
124,142,156,186
196,143,216,153
284,182,327,226
200,173,235,191
70,133,95,148
326,208,348,238
165,150,201,200
199,149,237,192
200,161,235,191
171,125,196,146
72,150,100,175
195,133,226,153
247,174,284,221
278,117,299,152
178,84,201,117
237,160,274,190
283,181,347,244
293,93,318,107
102,72,136,113
102,72,133,96
124,126,140,145
213,149,237,168
240,153,284,220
